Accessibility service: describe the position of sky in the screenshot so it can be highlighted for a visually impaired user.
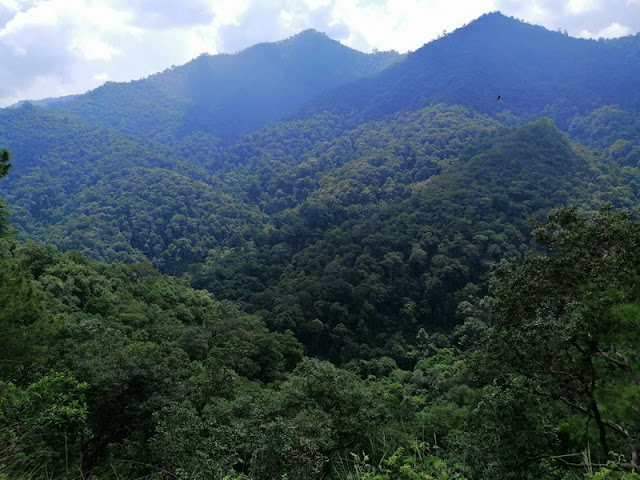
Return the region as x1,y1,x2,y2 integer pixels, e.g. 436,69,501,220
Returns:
0,0,639,107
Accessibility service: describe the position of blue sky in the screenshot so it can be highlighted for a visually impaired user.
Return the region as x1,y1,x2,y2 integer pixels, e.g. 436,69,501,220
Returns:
0,0,639,106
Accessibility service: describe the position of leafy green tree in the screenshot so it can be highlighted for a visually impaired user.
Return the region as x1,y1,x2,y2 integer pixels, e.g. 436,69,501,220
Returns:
476,206,640,475
0,150,9,179
278,358,386,469
0,149,10,237
0,372,87,478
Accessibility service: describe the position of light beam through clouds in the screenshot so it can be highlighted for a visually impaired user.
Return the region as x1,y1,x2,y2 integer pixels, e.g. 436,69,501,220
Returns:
0,0,638,106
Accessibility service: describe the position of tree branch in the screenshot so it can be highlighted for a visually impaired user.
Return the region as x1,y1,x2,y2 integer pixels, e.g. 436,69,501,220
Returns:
597,348,637,384
559,396,638,470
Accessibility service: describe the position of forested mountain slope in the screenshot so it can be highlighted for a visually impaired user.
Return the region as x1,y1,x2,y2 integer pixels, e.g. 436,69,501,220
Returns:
297,12,640,128
2,100,638,335
192,118,640,362
43,29,401,143
3,12,640,479
0,104,265,265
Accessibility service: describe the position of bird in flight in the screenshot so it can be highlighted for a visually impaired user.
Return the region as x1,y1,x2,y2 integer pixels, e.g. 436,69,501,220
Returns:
497,95,501,100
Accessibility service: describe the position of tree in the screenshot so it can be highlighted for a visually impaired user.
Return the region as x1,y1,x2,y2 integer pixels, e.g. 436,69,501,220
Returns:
477,206,640,475
0,372,87,478
0,149,9,178
278,358,386,472
0,149,10,237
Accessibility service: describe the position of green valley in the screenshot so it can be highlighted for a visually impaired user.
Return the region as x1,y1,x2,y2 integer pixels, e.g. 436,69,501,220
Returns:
2,10,640,480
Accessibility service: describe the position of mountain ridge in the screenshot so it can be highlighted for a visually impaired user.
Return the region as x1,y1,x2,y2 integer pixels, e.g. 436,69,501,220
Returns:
4,13,640,477
37,29,402,143
294,11,640,127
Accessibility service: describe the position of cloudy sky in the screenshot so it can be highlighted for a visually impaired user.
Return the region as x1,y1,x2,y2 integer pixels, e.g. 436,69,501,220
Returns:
0,0,639,106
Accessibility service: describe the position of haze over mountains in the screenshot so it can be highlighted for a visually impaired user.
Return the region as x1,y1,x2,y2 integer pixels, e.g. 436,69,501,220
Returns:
1,9,638,282
2,11,640,479
2,10,640,324
36,29,402,142
299,12,640,125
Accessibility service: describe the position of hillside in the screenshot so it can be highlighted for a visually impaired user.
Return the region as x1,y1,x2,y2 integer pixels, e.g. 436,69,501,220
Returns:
297,12,640,128
44,30,402,143
3,11,640,480
191,117,639,361
0,104,263,267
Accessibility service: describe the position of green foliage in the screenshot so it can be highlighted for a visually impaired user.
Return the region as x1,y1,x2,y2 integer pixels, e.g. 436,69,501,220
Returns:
0,243,51,381
0,372,87,478
0,106,263,268
194,116,638,364
0,239,309,478
473,206,640,477
4,98,640,367
346,443,467,480
2,15,640,479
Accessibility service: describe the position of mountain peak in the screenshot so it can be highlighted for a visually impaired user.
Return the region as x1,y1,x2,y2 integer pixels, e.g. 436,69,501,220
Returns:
447,10,554,40
277,28,347,50
297,8,640,125
228,27,350,58
291,28,328,39
42,24,402,141
474,10,514,22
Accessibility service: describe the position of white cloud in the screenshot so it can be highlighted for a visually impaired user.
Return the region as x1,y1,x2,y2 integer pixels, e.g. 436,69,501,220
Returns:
583,21,633,37
566,0,601,14
93,72,109,82
330,0,498,52
496,0,640,38
108,0,216,29
69,37,121,61
0,0,639,107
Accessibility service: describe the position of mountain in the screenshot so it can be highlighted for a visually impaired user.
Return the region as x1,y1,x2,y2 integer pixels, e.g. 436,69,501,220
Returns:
190,116,640,362
3,14,640,286
5,12,640,480
0,104,262,267
43,30,402,143
297,12,640,128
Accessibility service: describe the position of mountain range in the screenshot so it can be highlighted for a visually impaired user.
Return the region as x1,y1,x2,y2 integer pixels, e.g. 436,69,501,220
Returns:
35,29,401,143
2,10,639,314
3,10,640,479
298,12,640,126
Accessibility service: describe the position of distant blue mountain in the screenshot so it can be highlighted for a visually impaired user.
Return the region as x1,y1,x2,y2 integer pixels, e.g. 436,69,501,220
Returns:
40,30,401,142
296,12,640,127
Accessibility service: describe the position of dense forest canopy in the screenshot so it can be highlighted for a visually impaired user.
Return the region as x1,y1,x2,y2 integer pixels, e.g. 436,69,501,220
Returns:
2,10,640,480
